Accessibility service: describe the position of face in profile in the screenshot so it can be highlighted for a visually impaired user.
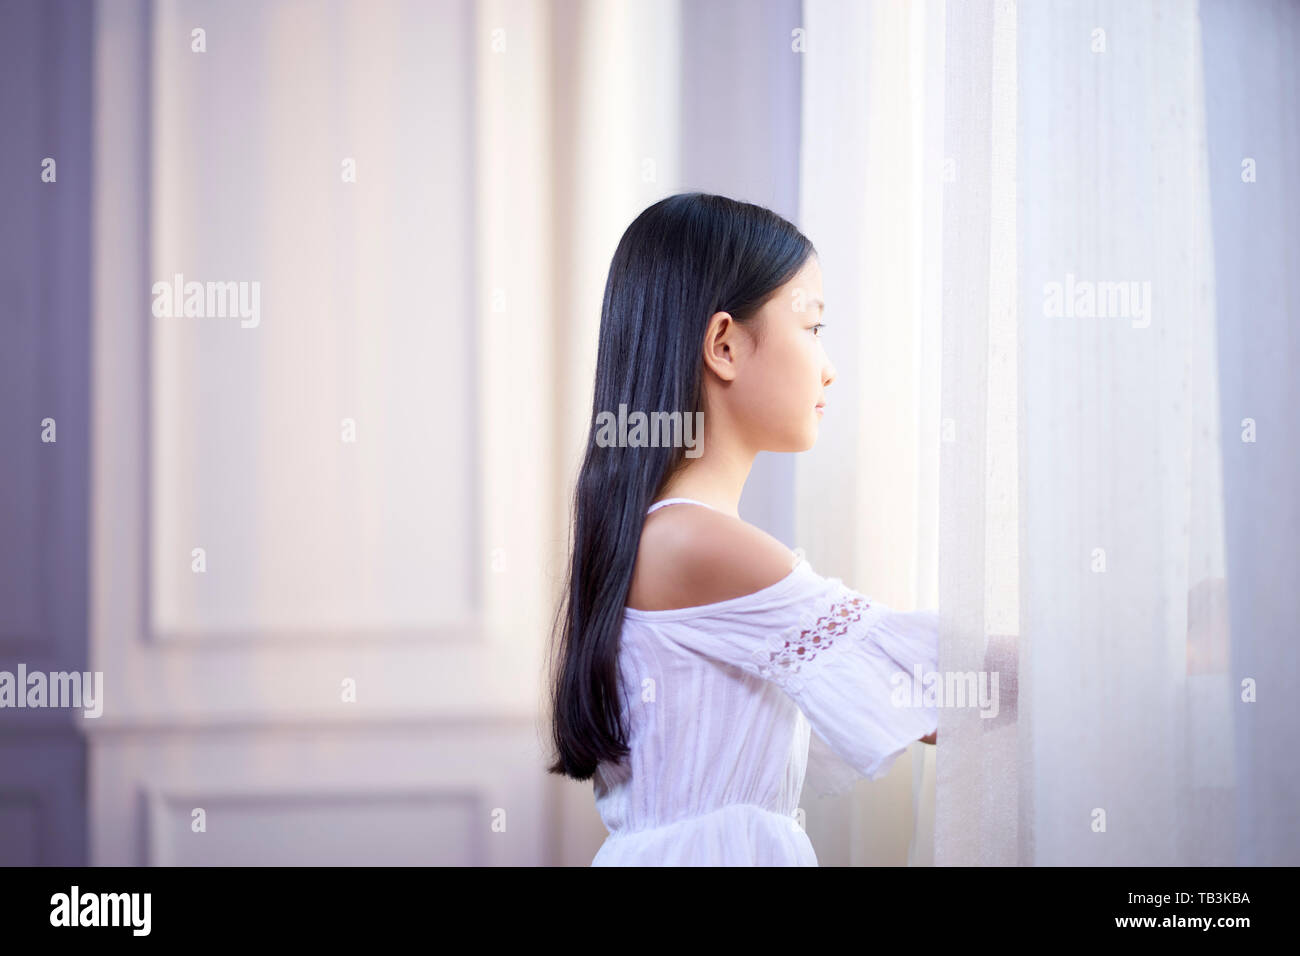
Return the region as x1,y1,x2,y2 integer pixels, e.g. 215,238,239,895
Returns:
719,255,836,453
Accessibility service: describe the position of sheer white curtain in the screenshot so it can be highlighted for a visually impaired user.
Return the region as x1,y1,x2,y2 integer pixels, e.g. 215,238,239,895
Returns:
1197,0,1300,865
798,0,950,866
800,0,1296,865
1014,0,1226,866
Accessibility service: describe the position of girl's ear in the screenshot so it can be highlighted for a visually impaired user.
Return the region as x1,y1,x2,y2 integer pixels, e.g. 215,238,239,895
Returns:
702,311,740,382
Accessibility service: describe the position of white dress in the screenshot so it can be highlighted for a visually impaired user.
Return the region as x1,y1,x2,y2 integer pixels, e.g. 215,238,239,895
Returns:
590,497,940,866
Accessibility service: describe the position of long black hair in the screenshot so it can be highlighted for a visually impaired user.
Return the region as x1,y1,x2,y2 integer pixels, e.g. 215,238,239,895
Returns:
545,192,816,780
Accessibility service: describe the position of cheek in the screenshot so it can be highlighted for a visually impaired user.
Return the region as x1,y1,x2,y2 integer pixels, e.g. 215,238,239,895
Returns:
750,350,815,417
790,342,821,394
737,360,787,419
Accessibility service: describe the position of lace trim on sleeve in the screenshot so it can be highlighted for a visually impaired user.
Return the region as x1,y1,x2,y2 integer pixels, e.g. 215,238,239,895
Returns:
746,580,871,695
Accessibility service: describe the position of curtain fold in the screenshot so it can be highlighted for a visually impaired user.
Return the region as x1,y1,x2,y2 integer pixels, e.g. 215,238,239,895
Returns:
1197,0,1300,865
934,0,1020,868
800,0,1297,865
1016,0,1226,866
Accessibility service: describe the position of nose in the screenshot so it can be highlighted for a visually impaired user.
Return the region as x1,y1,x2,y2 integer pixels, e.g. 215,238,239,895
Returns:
822,360,836,388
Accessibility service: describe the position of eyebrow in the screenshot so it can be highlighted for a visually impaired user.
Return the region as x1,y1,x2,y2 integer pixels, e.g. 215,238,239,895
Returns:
812,297,824,312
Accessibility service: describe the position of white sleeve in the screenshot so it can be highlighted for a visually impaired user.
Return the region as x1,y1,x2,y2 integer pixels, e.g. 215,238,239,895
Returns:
790,603,941,796
726,572,939,794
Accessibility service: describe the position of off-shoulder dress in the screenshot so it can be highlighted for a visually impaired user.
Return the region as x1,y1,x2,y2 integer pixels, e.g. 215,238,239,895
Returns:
591,497,939,866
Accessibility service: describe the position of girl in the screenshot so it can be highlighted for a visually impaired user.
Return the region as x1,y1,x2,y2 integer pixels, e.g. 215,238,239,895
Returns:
546,193,939,866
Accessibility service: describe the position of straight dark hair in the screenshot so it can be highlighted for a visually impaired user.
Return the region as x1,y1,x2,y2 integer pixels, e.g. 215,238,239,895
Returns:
546,192,816,780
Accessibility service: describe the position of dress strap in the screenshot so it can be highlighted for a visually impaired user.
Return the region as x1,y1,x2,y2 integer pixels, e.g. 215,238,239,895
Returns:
646,497,719,516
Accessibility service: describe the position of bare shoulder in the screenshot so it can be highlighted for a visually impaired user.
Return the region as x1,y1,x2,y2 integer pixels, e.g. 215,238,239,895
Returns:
625,505,800,611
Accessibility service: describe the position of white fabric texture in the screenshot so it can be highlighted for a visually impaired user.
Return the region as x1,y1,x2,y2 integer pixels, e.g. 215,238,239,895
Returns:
590,499,939,866
797,0,1292,866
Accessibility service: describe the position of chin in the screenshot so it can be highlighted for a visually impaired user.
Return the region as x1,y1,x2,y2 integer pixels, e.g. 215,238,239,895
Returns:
762,420,819,453
790,428,819,453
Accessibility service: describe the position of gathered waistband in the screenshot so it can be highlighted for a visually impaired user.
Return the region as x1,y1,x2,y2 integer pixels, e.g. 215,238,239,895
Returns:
603,802,802,839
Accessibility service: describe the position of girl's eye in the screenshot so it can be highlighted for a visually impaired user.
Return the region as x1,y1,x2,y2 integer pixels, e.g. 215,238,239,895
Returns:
811,323,825,337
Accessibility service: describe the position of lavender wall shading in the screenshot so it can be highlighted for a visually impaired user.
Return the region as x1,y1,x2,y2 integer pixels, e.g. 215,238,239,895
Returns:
0,0,93,866
1199,0,1300,865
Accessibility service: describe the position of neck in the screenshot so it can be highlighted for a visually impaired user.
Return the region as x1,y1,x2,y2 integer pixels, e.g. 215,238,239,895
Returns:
657,421,754,519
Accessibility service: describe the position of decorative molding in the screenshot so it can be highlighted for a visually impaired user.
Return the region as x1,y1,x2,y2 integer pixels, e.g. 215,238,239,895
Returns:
142,783,484,866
